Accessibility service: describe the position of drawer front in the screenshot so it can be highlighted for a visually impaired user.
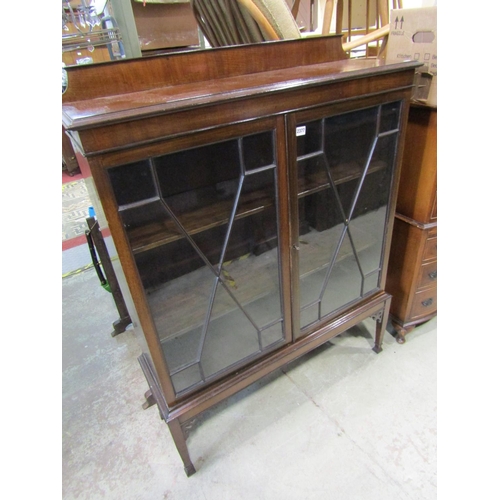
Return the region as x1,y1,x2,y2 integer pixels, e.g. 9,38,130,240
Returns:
417,260,437,290
411,287,437,319
422,230,437,262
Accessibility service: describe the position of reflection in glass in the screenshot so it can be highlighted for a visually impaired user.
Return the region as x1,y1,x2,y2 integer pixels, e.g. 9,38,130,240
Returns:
296,102,401,330
109,131,285,395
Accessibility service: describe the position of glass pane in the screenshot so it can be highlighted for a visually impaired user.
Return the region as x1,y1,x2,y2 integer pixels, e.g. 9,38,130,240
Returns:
243,132,274,170
108,130,285,396
296,103,401,331
108,159,155,205
200,282,261,378
297,120,323,157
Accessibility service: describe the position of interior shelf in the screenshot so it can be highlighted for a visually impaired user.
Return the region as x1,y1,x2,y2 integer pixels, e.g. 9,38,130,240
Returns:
128,187,275,254
297,158,386,198
126,158,387,254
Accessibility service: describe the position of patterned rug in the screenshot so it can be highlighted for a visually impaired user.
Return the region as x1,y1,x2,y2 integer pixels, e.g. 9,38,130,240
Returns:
62,179,91,242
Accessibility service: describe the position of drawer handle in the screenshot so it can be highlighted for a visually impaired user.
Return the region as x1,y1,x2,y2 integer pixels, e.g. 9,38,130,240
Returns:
428,271,437,280
421,298,434,307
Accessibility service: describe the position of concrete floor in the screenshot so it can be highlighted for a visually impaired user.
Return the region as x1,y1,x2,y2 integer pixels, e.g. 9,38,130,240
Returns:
62,267,437,500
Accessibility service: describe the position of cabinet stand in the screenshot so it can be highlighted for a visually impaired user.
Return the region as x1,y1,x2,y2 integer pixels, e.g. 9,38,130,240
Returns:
140,292,390,476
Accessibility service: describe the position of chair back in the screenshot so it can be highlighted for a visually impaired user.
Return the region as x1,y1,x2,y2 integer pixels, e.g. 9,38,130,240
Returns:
323,0,404,58
191,0,301,47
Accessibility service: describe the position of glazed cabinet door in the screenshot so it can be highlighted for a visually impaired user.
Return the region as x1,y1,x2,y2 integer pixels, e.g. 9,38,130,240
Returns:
106,121,289,398
290,101,403,335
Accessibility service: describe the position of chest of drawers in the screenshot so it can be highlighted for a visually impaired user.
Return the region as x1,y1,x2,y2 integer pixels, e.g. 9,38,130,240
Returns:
386,105,437,343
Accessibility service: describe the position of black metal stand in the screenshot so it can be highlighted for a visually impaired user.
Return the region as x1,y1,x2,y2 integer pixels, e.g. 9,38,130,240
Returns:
86,216,132,336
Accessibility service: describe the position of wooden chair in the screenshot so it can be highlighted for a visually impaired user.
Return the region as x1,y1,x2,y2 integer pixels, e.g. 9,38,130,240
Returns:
191,0,301,47
191,0,398,57
323,0,403,57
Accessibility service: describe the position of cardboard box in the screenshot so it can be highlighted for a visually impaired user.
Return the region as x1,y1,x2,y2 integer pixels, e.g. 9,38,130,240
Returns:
386,6,437,107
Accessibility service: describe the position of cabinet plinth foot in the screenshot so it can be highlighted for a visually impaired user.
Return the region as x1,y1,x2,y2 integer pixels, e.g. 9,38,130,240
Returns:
142,389,156,410
184,464,196,477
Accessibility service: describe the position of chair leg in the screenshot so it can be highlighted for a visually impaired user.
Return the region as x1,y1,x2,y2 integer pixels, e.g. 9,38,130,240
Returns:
291,0,301,20
322,0,335,35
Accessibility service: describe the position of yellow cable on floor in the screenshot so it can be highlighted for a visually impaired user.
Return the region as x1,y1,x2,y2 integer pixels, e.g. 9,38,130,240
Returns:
62,263,94,279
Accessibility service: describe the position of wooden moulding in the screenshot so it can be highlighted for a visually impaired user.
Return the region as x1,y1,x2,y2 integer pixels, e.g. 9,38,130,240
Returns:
62,36,348,103
62,37,420,144
65,68,417,157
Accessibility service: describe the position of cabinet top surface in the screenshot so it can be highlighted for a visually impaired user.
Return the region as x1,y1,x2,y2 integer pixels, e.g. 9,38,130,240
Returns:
62,37,420,130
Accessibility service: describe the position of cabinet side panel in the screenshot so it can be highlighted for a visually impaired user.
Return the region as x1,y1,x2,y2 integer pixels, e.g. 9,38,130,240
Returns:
87,154,178,404
396,106,437,223
74,151,162,386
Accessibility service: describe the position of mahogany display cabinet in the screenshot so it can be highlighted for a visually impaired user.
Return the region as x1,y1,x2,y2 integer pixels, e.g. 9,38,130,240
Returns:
62,36,420,476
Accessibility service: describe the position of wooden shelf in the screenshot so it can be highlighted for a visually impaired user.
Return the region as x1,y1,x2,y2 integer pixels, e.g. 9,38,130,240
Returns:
129,188,275,254
297,159,386,198
127,159,387,254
